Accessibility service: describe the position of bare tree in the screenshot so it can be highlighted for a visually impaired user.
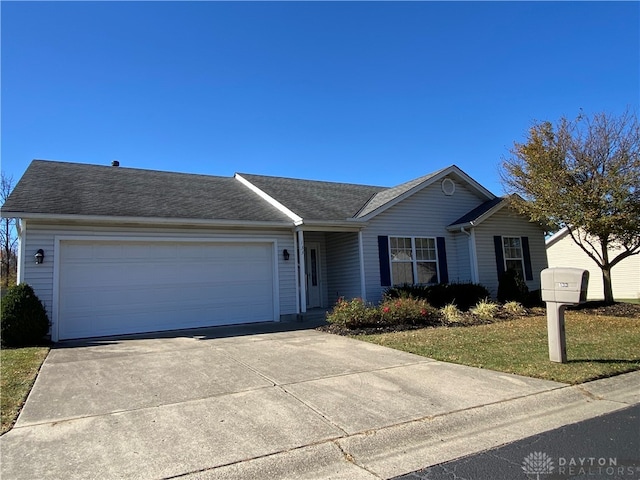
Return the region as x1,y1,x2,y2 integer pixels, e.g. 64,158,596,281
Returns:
501,109,640,304
1,172,18,287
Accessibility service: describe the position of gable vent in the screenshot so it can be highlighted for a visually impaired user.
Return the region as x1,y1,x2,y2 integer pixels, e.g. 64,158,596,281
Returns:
442,178,455,196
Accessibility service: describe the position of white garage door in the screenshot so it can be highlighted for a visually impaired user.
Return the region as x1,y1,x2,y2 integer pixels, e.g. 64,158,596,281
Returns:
58,240,276,340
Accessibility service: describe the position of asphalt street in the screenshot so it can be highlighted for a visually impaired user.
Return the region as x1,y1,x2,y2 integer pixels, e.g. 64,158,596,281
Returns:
394,404,640,480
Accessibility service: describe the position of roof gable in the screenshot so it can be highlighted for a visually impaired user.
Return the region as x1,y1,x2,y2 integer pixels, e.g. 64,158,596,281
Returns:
355,165,495,220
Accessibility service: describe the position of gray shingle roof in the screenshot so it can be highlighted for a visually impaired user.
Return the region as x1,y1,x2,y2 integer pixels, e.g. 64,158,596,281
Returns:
3,160,495,226
447,196,505,227
355,168,446,218
1,160,292,223
237,173,385,221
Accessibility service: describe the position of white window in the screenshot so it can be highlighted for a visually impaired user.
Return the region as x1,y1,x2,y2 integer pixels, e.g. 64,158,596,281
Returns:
390,237,438,285
502,236,525,279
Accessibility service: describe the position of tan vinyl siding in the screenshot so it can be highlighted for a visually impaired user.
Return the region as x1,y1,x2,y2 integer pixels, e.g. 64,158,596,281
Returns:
21,221,298,322
362,177,486,303
547,233,640,300
474,208,547,297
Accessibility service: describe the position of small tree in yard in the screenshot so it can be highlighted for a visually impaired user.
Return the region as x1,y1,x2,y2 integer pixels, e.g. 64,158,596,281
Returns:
1,283,49,347
1,172,18,287
501,109,640,304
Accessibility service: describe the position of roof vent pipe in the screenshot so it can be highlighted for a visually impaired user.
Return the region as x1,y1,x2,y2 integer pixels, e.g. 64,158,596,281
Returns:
111,160,120,167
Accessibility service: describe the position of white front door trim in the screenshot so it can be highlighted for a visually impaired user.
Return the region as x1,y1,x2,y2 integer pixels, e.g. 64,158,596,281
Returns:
305,242,322,308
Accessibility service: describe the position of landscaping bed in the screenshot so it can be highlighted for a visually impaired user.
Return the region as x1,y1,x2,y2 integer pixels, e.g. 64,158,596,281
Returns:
320,301,640,385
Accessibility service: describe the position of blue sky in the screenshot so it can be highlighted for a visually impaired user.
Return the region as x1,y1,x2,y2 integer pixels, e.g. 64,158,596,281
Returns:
1,1,638,196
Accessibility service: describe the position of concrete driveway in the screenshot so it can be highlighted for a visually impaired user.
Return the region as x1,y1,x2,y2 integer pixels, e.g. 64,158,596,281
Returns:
1,321,637,480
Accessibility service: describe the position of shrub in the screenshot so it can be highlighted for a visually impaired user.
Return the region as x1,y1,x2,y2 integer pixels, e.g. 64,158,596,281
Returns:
524,289,544,308
497,269,529,304
502,301,528,317
470,298,500,321
326,297,380,328
1,284,50,347
379,297,439,326
383,284,429,300
440,303,463,324
441,283,491,311
385,282,491,311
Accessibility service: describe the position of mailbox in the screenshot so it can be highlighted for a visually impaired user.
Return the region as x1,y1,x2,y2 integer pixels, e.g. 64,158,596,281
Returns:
540,267,590,363
541,268,589,305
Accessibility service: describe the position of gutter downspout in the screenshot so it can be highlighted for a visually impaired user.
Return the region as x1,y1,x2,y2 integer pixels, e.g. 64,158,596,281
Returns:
16,219,25,284
461,226,480,284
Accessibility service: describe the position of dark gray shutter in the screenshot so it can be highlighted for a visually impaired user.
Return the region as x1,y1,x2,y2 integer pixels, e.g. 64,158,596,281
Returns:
521,236,533,281
436,237,449,284
378,236,391,287
494,236,505,278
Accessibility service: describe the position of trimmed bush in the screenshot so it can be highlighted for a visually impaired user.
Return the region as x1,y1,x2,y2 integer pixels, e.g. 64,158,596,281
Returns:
383,282,490,311
440,283,492,311
379,297,439,326
326,296,440,329
383,284,429,300
326,298,380,328
1,284,49,347
524,289,544,308
497,269,529,304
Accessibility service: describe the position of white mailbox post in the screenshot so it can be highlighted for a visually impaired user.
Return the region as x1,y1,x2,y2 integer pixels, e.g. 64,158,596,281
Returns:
540,268,589,363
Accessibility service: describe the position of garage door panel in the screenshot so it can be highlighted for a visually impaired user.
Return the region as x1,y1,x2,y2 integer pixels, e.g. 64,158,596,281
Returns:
58,241,276,340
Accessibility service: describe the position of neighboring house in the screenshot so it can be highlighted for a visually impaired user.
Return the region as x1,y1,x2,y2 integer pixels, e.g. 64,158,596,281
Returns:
546,228,640,301
1,160,547,341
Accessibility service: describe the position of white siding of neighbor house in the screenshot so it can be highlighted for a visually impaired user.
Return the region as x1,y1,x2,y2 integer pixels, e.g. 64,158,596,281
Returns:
326,232,362,306
20,221,298,323
547,233,640,300
473,208,547,297
362,176,487,304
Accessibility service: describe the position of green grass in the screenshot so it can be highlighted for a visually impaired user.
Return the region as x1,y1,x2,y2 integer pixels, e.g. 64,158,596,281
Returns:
619,298,640,305
1,346,49,434
357,312,640,384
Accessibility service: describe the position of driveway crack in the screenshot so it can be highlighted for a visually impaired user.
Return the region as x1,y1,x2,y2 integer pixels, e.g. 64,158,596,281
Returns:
278,384,350,436
333,439,384,479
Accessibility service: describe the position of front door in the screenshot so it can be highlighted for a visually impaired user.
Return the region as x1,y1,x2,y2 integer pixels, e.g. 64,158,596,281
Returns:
305,242,322,308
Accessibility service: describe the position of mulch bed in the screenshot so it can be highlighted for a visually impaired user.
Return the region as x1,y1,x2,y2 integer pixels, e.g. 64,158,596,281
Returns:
317,301,640,336
568,301,640,318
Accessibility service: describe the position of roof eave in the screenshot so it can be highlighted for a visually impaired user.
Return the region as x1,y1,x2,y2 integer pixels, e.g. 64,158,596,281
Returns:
4,212,294,229
298,218,367,232
447,200,509,231
545,226,570,246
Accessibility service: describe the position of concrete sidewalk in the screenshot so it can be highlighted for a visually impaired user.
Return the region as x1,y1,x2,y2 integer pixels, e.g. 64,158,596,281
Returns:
1,322,638,479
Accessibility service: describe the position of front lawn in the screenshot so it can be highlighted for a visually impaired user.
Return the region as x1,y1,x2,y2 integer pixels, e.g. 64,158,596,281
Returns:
1,346,50,434
357,312,640,384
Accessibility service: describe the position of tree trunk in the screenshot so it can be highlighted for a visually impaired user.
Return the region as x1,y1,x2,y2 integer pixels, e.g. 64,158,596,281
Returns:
602,266,615,305
599,237,615,305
